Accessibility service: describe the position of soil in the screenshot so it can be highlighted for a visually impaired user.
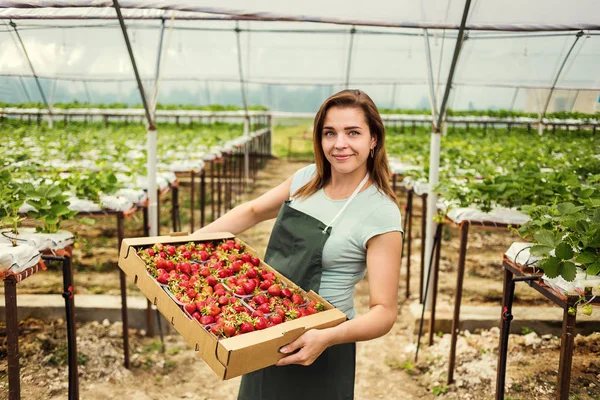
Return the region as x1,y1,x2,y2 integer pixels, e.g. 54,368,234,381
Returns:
2,126,600,400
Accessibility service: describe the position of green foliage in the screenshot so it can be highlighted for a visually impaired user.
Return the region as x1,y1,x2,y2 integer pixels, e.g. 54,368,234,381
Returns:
0,101,268,112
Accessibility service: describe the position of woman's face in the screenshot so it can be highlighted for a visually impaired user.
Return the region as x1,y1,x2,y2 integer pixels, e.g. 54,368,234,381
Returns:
321,106,376,175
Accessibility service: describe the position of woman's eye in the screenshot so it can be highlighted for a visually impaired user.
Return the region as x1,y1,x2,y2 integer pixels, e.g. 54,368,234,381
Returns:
323,131,335,137
349,130,360,136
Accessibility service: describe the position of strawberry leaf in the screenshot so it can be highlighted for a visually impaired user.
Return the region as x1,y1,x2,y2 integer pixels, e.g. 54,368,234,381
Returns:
534,230,558,248
561,261,577,282
530,245,552,256
575,251,598,265
538,257,560,278
586,261,600,276
555,242,574,260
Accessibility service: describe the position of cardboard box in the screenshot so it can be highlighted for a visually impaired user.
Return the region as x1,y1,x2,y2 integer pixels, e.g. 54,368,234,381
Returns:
118,231,347,380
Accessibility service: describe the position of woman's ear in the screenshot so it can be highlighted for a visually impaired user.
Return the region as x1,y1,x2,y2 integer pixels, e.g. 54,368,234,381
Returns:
370,136,377,149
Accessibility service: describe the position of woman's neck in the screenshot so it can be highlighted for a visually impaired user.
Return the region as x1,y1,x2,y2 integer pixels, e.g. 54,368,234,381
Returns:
325,166,370,200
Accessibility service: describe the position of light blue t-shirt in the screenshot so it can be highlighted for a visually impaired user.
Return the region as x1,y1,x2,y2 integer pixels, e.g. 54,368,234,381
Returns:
289,164,403,319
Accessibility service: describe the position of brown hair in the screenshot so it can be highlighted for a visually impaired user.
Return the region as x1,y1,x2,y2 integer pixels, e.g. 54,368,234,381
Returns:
293,89,397,204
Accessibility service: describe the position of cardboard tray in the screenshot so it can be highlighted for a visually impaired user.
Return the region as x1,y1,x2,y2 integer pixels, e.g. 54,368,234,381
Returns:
118,231,347,380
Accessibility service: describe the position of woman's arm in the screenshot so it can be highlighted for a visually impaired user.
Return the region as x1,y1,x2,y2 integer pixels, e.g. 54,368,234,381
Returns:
194,174,294,236
277,230,402,366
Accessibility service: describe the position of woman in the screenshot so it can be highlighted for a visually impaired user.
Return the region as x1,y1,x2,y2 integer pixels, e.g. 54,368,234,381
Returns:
196,89,403,400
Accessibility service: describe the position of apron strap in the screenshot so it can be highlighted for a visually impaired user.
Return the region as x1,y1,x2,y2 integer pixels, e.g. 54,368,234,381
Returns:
322,173,369,233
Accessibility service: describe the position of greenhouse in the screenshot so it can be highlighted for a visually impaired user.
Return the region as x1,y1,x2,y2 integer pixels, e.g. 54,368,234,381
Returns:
1,2,599,399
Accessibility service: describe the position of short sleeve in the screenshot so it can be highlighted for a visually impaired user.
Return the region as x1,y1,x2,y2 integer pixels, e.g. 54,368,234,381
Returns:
360,202,403,249
290,164,317,197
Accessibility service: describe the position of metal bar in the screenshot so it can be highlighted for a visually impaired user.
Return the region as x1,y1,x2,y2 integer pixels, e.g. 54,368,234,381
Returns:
152,18,166,112
419,193,427,303
428,223,443,346
540,31,584,121
5,278,21,400
422,28,438,127
117,212,131,369
448,222,470,384
509,87,519,110
234,22,249,117
557,298,577,399
495,266,515,399
171,185,179,232
60,255,79,400
223,152,230,211
406,189,413,299
210,160,215,221
436,0,472,130
345,26,356,88
200,168,206,227
190,170,195,232
156,189,161,236
113,0,154,129
10,21,52,116
217,159,223,218
18,75,32,102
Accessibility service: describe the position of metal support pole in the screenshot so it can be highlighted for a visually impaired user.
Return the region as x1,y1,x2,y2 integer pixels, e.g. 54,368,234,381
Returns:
448,222,470,384
5,278,20,400
200,169,206,227
509,87,519,110
190,170,195,232
557,298,577,398
540,31,584,123
406,188,413,299
235,22,249,115
345,27,357,89
10,21,52,117
117,212,130,369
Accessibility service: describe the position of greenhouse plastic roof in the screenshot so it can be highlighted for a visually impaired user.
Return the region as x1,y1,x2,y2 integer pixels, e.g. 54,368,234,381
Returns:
1,1,599,112
2,1,600,31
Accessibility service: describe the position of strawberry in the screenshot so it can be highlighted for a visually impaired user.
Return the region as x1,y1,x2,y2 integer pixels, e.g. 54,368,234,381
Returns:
252,310,265,318
268,284,281,297
166,245,176,256
231,260,243,272
262,272,276,282
186,288,197,299
240,322,254,333
259,280,272,290
269,314,283,325
199,315,215,325
179,273,189,281
165,260,175,272
234,243,241,251
210,324,222,336
286,308,300,321
257,303,271,314
214,283,226,292
145,248,155,257
184,302,197,314
242,280,256,294
182,250,192,260
308,300,325,311
155,258,167,270
281,288,292,298
157,273,169,285
246,268,258,279
154,243,164,252
158,251,167,259
192,311,202,321
198,250,209,261
241,253,252,263
282,299,291,308
234,286,246,296
253,294,268,305
214,288,226,297
217,270,228,279
228,254,239,262
206,275,217,287
305,306,317,315
291,294,304,305
201,286,214,296
223,323,237,337
199,266,211,277
251,257,260,267
255,317,268,330
218,295,230,306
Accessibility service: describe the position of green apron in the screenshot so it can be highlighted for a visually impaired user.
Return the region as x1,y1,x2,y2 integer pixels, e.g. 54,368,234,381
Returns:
238,174,369,400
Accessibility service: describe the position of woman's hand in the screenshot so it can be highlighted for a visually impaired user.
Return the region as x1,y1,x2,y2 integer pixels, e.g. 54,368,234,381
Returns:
276,329,332,367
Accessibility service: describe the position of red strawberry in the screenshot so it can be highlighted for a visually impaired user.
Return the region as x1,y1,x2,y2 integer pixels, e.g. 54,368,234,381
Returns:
262,272,276,281
291,294,304,305
217,270,228,279
253,294,268,305
242,280,256,294
251,257,260,267
157,273,169,285
199,250,209,261
154,243,164,252
246,268,258,279
240,322,254,333
259,280,272,290
182,251,192,260
305,306,317,315
145,248,155,257
281,288,292,298
234,243,241,251
269,314,283,325
192,311,202,321
186,288,197,299
252,310,265,318
201,286,214,296
165,260,175,271
166,245,176,256
241,253,252,263
206,275,217,287
199,315,215,325
228,254,239,262
214,283,226,292
255,317,268,330
234,286,246,296
282,299,291,308
231,260,243,272
257,303,271,314
218,295,230,306
184,302,197,314
158,251,167,259
210,324,222,336
223,323,237,337
199,266,211,277
214,288,226,297
179,273,189,281
268,284,281,297
155,258,167,269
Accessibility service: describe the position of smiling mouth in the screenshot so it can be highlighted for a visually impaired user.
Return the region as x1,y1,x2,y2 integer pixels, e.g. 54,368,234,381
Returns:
333,155,353,159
